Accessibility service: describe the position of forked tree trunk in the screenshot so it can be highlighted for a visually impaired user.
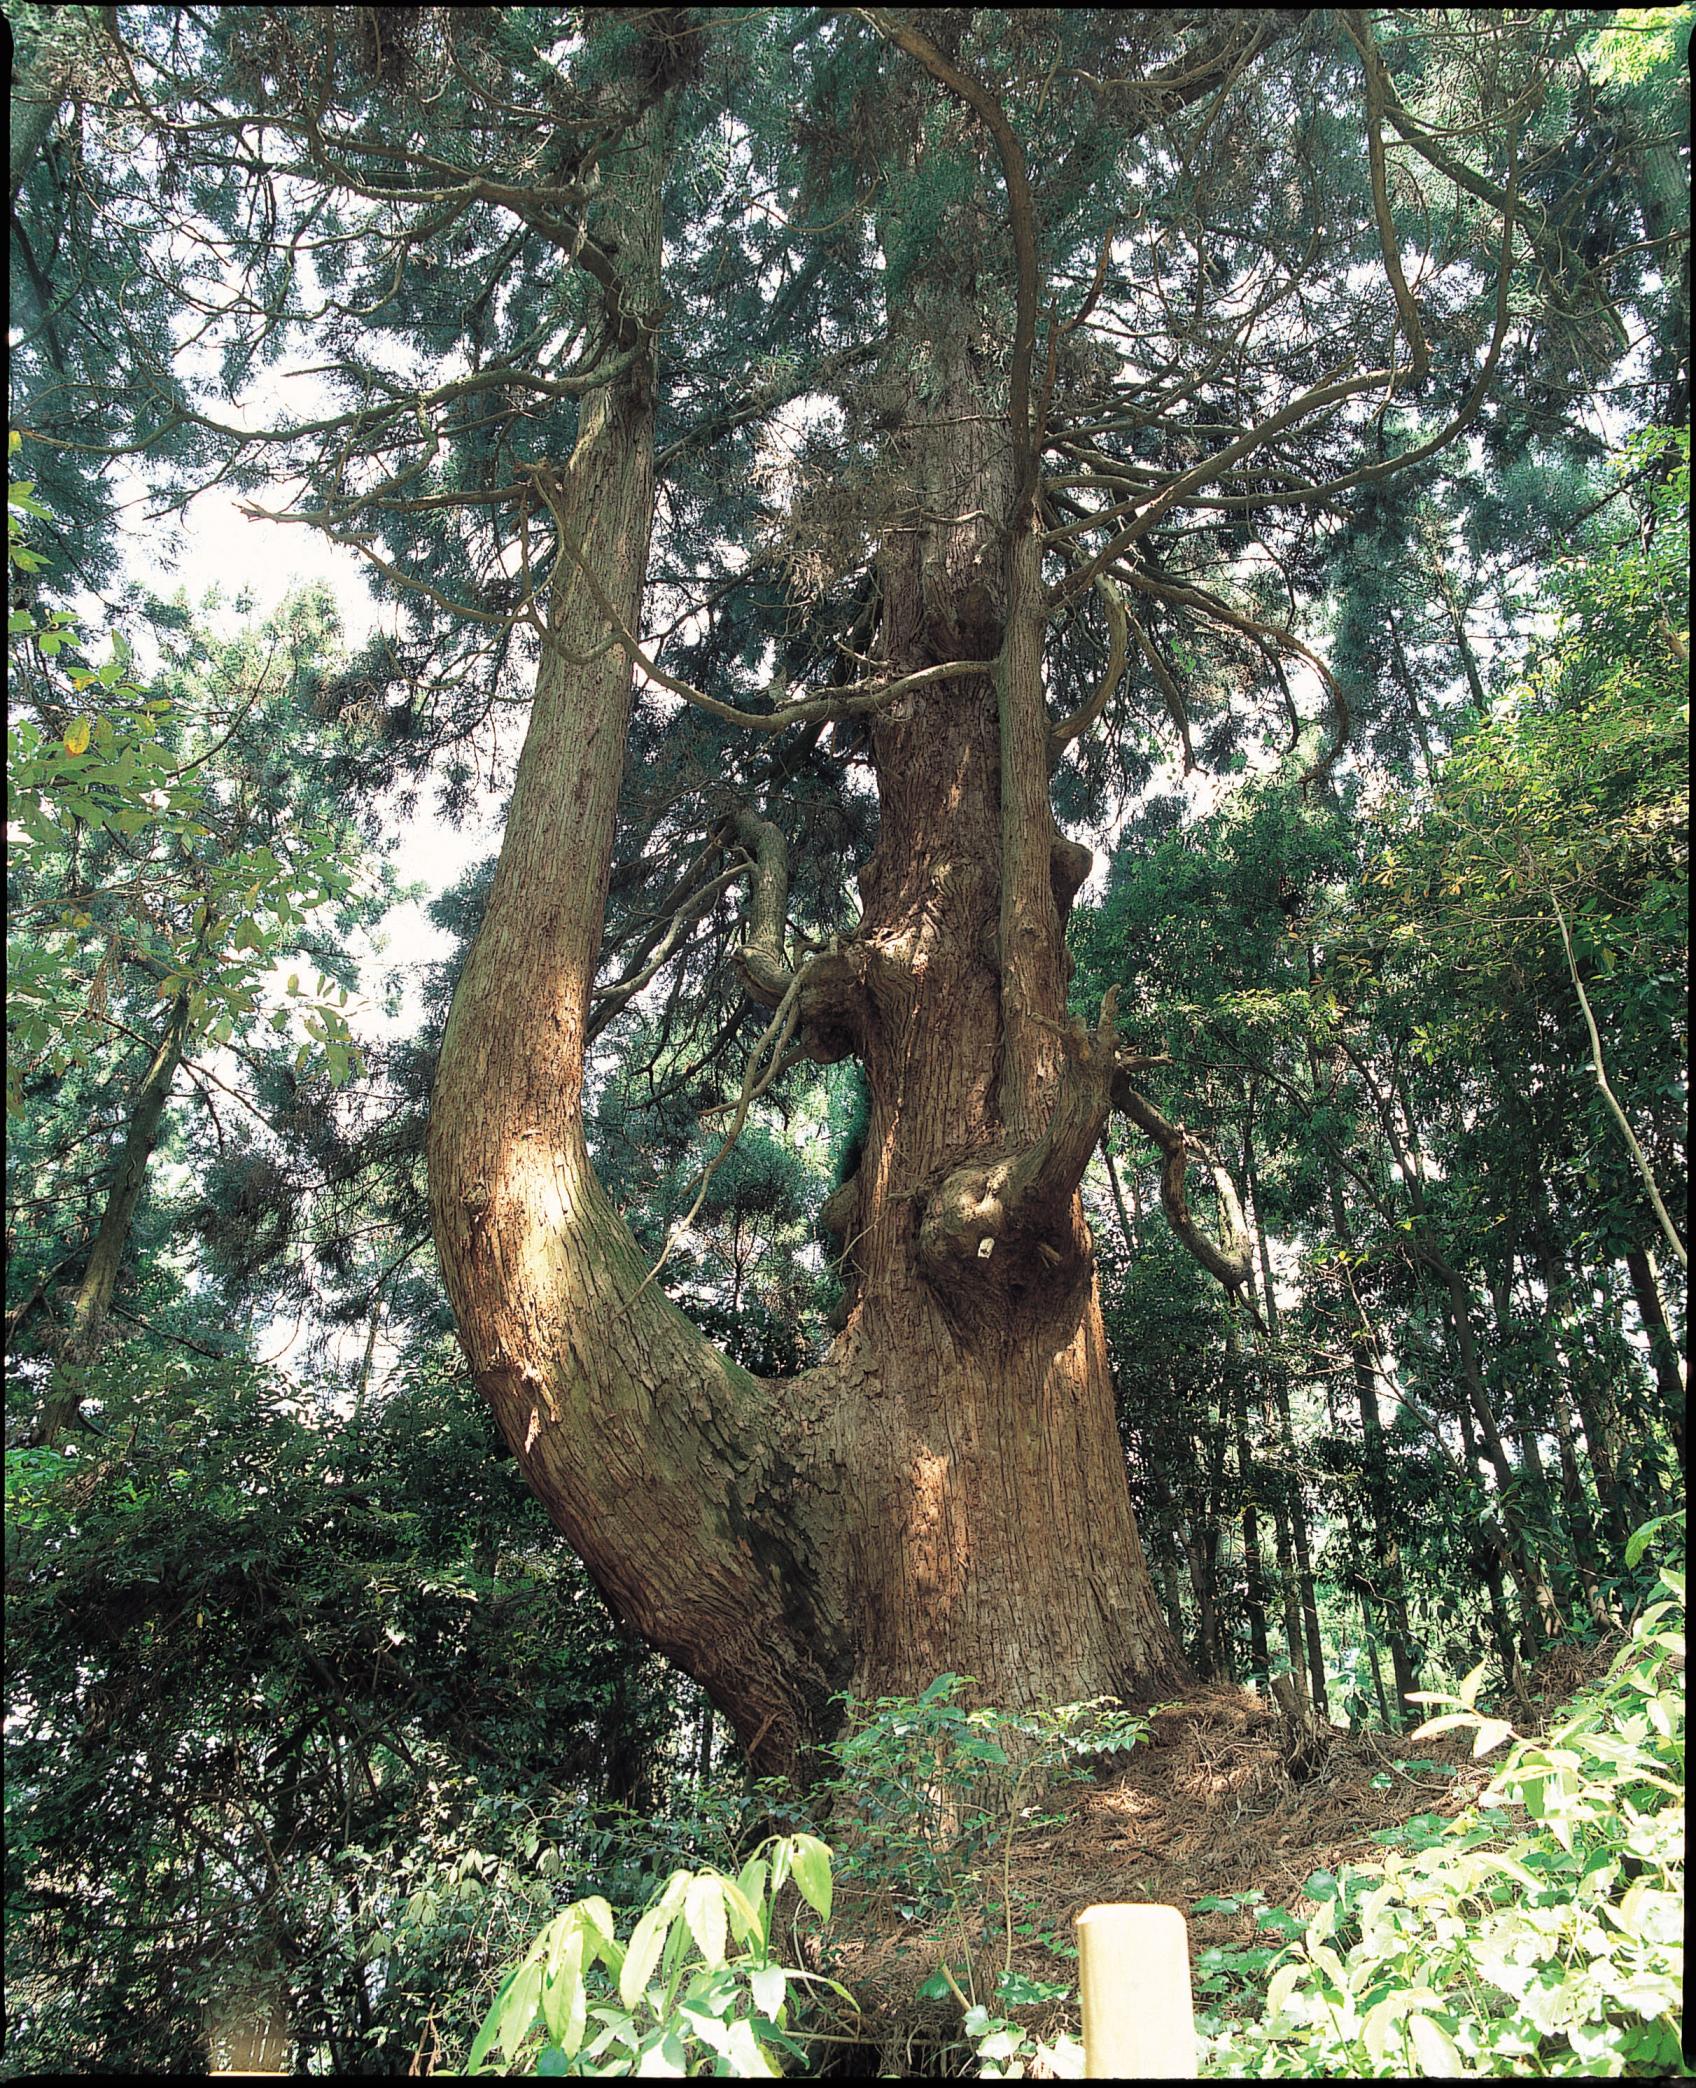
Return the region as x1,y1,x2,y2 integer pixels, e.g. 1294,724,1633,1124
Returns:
427,61,1185,1778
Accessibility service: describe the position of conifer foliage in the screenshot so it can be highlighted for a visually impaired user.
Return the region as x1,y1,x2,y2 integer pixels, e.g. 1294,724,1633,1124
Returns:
3,11,1687,2071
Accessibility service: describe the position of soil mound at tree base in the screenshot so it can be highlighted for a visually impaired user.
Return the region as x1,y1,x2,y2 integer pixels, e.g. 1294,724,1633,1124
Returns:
819,1647,1623,2075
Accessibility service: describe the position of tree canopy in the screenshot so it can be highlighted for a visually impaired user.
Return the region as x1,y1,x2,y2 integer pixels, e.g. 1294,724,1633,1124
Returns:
5,4,1688,2076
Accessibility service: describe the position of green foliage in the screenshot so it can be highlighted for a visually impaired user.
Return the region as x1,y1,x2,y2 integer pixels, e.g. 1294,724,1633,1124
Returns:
1202,1517,1686,2077
7,452,375,1107
822,1674,1148,1925
1584,6,1694,89
1,1352,689,2075
819,1678,1143,2077
463,1835,850,2077
446,1679,1148,2080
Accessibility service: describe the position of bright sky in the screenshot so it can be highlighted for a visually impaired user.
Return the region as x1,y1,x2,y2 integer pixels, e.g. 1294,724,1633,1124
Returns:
118,488,499,1384
152,486,502,1044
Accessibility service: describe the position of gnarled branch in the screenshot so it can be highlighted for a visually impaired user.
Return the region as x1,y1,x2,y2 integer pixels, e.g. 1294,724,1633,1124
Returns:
1112,1076,1258,1303
1047,574,1128,762
729,808,795,1005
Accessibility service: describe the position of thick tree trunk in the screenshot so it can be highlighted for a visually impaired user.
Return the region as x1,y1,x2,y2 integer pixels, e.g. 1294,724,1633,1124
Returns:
427,59,1184,1779
429,78,846,1776
806,342,1180,1711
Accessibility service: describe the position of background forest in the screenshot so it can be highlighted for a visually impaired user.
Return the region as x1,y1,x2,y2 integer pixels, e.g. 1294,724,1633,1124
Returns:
4,3,1689,2078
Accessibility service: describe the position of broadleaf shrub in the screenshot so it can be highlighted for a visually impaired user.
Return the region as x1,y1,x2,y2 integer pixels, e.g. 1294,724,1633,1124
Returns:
461,1834,854,2076
1202,1515,1686,2078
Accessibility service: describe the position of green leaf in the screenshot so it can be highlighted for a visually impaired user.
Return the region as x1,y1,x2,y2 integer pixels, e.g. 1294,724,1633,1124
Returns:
1264,1961,1303,2019
1409,1712,1475,1741
683,1872,727,1968
1406,2012,1461,2075
499,1955,544,2057
577,1896,618,1961
786,1833,832,1921
620,1903,673,2011
541,1924,585,2052
634,2026,688,2076
725,2016,779,2076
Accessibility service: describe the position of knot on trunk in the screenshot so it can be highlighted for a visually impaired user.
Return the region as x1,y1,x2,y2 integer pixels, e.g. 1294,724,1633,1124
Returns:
915,989,1122,1320
796,945,868,1064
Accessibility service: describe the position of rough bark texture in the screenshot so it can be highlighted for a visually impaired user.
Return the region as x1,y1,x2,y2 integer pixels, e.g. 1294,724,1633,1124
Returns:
428,77,845,1776
427,51,1185,1781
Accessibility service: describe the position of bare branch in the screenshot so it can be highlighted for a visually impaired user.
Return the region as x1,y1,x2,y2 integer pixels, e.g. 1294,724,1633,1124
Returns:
1113,1076,1258,1301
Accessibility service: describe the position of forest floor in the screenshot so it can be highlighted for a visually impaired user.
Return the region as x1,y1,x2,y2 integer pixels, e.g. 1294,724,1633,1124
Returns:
818,1635,1624,2074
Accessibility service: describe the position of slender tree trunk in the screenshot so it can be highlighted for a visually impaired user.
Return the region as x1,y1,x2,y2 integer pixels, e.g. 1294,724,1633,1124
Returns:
1386,608,1439,784
1239,1482,1271,1683
33,989,192,1447
1180,1417,1231,1682
1570,1345,1631,1552
1240,1119,1329,1716
1291,1501,1329,1719
1624,1244,1686,1466
1226,1321,1270,1682
1323,1178,1419,1720
1101,1139,1138,1253
1184,1519,1228,1684
1360,1597,1392,1730
1551,1382,1612,1628
1271,1500,1309,1709
1140,1452,1189,1645
426,42,1184,1777
1438,1270,1564,1640
1594,1273,1665,1525
1453,1397,1531,1684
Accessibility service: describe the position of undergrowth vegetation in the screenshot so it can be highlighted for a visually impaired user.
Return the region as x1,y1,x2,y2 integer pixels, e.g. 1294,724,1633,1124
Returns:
445,1514,1684,2077
1201,1515,1686,2080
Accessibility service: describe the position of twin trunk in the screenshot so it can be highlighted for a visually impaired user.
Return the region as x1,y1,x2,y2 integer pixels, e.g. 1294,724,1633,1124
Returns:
425,105,1183,1777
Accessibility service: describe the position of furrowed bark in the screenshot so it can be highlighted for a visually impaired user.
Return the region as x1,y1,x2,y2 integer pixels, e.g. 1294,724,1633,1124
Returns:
426,66,844,1777
809,224,1183,1706
430,19,1188,1764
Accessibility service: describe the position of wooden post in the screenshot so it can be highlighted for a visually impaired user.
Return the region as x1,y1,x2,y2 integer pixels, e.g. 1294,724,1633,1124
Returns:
1075,1902,1196,2078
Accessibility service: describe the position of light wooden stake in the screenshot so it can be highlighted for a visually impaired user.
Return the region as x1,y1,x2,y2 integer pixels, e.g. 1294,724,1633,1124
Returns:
1075,1901,1196,2078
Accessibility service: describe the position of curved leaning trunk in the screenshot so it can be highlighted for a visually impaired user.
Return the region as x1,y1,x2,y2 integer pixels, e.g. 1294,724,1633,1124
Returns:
428,84,1186,1782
